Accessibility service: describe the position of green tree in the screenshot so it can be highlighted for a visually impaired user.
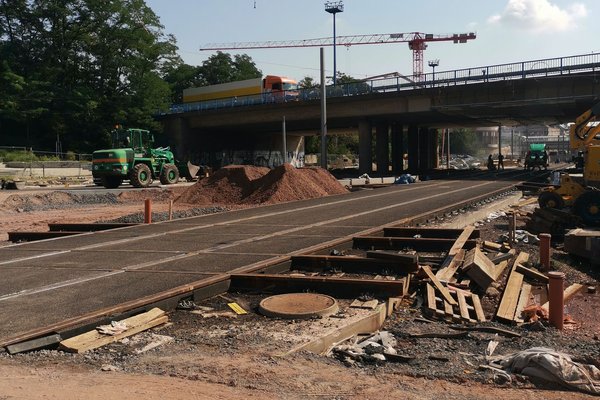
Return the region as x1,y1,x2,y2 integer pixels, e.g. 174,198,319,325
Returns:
0,0,180,151
198,51,261,86
298,76,319,89
449,128,478,155
163,63,202,103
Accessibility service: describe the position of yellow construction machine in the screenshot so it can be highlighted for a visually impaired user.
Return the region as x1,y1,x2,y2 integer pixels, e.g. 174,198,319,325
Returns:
538,102,600,225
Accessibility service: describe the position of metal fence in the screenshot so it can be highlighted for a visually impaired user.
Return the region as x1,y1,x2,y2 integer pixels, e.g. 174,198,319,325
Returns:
162,53,600,115
0,147,92,163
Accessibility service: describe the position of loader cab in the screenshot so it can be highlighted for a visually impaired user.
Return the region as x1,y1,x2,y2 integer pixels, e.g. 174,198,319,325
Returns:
112,128,154,157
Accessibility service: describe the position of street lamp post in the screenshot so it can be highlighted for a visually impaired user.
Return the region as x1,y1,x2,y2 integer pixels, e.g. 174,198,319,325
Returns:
428,59,439,86
325,1,343,85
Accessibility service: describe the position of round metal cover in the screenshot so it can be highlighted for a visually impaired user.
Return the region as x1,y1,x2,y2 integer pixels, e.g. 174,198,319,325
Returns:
258,293,339,319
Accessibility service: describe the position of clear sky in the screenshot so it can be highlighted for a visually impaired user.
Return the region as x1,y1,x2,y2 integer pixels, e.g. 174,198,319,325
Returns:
145,0,596,81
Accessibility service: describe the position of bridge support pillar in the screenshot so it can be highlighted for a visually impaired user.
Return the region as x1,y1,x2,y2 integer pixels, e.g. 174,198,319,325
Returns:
162,117,189,161
391,122,404,174
428,128,439,170
418,127,430,173
407,124,419,173
358,120,373,174
375,122,389,176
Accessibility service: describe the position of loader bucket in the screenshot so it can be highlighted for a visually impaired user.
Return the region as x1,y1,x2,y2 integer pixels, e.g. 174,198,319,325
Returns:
179,161,201,181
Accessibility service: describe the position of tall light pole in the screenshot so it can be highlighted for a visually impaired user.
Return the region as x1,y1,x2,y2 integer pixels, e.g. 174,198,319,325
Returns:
428,59,439,85
325,1,343,85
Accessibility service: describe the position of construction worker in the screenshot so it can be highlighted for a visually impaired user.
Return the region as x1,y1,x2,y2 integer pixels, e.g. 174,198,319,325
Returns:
487,154,496,171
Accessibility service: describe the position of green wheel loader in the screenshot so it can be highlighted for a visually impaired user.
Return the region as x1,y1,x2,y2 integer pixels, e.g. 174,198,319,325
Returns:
92,128,201,189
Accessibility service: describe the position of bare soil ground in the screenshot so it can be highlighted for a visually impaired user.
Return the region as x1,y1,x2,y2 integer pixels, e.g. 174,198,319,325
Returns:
0,171,598,399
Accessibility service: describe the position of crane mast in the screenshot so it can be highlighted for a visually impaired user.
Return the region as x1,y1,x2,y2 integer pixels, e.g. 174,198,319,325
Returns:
200,32,476,80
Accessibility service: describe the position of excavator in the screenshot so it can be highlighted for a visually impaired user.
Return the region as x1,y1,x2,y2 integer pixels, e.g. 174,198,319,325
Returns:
537,102,600,225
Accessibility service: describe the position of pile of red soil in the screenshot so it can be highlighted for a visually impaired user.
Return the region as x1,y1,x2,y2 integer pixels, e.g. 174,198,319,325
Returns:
175,164,348,206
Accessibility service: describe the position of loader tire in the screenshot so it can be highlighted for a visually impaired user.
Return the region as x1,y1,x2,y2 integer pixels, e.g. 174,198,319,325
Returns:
159,164,179,185
101,176,122,189
574,191,600,226
538,191,564,209
130,163,152,188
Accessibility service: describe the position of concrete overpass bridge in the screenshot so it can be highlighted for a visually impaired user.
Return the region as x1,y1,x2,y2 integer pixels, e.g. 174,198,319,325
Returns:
158,53,600,174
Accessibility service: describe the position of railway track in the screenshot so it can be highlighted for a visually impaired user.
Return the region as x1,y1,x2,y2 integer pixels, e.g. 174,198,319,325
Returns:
0,170,543,349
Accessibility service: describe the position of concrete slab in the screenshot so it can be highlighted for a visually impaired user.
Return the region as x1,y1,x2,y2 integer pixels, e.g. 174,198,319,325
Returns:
0,270,213,339
0,267,106,297
3,250,186,270
142,253,271,273
212,235,336,255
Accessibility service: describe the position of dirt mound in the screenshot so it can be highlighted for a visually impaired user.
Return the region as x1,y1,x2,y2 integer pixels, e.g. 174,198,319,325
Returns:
175,165,270,205
175,164,347,206
243,164,348,205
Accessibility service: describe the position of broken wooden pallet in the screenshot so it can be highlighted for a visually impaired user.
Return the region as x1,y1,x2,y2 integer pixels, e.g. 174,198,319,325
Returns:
425,283,486,323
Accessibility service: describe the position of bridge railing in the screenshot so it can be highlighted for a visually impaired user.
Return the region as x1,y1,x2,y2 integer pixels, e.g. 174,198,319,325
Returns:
163,53,600,115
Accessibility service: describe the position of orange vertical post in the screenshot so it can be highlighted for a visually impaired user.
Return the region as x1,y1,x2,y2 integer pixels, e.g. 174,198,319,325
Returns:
144,199,152,224
548,271,565,330
539,233,551,270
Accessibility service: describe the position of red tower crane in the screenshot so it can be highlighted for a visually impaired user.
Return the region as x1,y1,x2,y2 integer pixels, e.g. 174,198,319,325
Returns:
200,32,476,81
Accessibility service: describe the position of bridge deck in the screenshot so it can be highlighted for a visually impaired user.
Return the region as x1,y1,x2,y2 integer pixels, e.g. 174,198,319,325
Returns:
0,176,519,345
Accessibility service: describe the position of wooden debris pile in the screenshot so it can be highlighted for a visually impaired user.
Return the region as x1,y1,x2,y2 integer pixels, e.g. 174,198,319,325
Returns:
348,224,584,328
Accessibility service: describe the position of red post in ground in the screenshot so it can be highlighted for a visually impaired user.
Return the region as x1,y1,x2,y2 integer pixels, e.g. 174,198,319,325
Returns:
144,199,152,224
548,271,565,330
539,233,551,270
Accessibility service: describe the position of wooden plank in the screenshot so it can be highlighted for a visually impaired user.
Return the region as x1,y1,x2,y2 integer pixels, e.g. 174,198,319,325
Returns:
443,298,454,319
283,305,387,356
448,226,476,257
514,283,532,323
456,291,471,321
515,264,549,283
541,283,585,312
386,297,402,317
59,308,167,353
470,294,486,322
350,299,379,309
491,260,509,282
426,283,437,313
496,252,529,323
436,249,465,282
421,265,457,306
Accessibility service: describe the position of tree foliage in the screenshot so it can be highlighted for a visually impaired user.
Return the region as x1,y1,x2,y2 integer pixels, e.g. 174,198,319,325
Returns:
298,76,319,89
198,51,261,86
0,0,180,151
449,128,478,155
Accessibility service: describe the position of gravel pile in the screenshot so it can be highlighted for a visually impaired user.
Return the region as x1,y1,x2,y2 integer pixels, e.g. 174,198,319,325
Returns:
1,191,119,212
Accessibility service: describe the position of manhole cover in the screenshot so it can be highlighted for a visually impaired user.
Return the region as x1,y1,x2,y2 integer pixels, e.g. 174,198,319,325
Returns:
258,293,339,319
